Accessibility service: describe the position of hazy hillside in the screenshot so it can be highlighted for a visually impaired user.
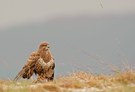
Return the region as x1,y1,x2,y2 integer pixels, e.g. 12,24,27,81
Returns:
0,14,135,79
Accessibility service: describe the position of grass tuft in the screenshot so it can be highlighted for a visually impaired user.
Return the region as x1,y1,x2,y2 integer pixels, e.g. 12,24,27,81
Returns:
0,70,135,92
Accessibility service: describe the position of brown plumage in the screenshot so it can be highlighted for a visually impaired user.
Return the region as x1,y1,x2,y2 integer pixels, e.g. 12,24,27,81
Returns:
14,42,55,82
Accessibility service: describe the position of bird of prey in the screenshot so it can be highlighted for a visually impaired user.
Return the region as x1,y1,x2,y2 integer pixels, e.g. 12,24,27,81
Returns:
14,42,55,83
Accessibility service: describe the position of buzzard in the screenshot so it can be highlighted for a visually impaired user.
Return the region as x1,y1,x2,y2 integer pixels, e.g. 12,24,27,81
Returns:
14,42,55,83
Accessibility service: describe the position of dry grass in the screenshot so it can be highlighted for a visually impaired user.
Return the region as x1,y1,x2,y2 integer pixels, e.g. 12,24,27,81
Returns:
55,70,135,88
0,70,135,92
112,70,135,84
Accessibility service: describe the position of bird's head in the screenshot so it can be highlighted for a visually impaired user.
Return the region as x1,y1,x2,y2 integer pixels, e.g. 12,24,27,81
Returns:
39,42,50,51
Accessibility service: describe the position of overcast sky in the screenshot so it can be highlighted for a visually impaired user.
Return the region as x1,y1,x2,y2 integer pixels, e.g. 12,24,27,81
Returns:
0,0,135,79
0,0,135,29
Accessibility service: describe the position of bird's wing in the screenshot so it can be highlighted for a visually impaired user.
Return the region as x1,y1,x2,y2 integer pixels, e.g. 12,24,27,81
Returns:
14,52,40,81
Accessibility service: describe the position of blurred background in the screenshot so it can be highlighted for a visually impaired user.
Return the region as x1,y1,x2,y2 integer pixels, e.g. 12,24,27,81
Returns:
0,0,135,79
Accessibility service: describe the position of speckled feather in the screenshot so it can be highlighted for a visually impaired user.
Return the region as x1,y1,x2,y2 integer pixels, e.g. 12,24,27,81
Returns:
14,42,55,82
